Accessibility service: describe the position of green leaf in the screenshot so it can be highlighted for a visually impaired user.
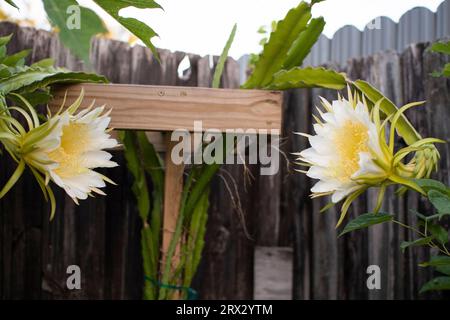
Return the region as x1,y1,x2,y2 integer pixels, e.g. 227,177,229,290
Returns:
419,255,450,267
442,63,450,78
0,65,11,79
0,47,6,61
43,0,107,66
412,209,444,223
0,34,12,47
436,265,450,276
0,160,25,198
184,189,210,289
428,190,450,216
259,38,268,46
0,66,107,95
3,0,18,9
1,49,30,67
141,227,156,299
120,130,163,300
414,179,449,195
268,67,346,90
120,131,150,221
7,89,52,107
339,213,393,237
136,132,163,192
282,17,325,70
428,223,449,245
400,236,434,253
93,0,162,61
243,1,313,88
320,202,336,213
353,80,421,146
31,58,55,68
431,71,443,78
135,132,163,253
420,276,450,293
429,41,450,55
212,24,237,89
20,71,108,93
410,209,429,221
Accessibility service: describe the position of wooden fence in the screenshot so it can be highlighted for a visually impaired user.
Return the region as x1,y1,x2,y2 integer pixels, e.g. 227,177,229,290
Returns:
0,21,449,300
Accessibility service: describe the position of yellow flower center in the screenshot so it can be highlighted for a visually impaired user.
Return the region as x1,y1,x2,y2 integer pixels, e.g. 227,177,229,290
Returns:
332,120,369,181
47,122,90,178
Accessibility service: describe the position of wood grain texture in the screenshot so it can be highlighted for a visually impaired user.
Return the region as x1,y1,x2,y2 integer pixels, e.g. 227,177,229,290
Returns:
254,247,293,300
284,89,313,300
162,137,185,300
49,83,283,132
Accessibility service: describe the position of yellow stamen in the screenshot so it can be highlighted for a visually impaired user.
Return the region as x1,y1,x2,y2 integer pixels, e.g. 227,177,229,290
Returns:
47,122,90,178
332,120,369,181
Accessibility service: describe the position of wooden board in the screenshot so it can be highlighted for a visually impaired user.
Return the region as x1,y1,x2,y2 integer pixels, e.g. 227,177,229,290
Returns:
49,83,282,132
162,139,184,257
162,136,185,299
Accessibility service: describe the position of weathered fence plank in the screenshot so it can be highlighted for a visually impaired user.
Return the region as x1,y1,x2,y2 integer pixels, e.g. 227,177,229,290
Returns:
254,247,293,300
281,89,312,300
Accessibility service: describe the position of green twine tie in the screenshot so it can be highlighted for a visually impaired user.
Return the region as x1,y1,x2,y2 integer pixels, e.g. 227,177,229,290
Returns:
144,276,198,300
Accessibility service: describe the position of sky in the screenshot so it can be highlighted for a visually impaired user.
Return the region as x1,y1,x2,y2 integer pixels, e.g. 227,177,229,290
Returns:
0,0,446,58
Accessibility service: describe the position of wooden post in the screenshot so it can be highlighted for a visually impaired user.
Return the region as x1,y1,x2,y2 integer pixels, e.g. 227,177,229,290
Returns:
162,134,185,299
